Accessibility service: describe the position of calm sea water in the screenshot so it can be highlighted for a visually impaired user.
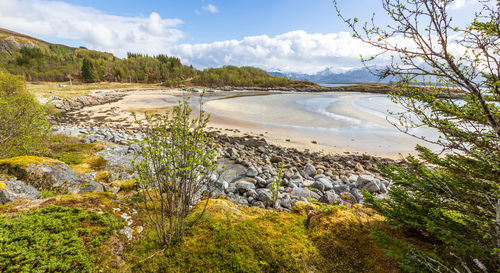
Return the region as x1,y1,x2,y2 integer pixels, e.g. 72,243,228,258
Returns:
204,92,440,154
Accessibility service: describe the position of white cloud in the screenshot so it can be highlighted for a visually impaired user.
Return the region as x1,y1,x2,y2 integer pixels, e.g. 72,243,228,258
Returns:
202,4,219,14
449,0,480,10
168,31,394,74
0,0,184,56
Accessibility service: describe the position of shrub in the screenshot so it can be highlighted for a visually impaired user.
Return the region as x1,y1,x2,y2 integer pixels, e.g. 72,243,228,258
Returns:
133,94,220,245
0,72,49,157
0,205,121,272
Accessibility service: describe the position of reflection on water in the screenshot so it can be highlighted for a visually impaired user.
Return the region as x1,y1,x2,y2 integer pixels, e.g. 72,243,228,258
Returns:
204,92,441,154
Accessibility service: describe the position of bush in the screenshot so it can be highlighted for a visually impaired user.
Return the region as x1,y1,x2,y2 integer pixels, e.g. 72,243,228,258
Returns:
0,205,121,272
133,94,220,246
0,72,49,157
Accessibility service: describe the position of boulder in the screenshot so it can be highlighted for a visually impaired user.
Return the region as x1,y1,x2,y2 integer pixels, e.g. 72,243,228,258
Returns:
235,181,256,193
312,177,333,192
356,175,375,187
0,175,41,204
291,187,320,200
363,181,380,193
304,164,316,178
318,191,339,205
246,166,259,177
256,189,273,206
98,145,139,181
0,156,103,194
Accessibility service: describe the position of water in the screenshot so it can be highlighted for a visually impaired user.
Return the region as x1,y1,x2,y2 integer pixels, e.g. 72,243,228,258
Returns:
204,92,441,154
318,83,359,87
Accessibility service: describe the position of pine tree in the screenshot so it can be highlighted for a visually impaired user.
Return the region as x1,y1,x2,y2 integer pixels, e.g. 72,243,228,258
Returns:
335,0,499,272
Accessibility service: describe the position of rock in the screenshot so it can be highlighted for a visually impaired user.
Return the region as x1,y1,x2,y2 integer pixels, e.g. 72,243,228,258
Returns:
318,191,339,205
333,184,350,194
0,157,103,194
350,188,364,203
379,182,388,193
256,189,273,206
355,162,364,172
302,179,315,187
291,187,320,200
255,176,267,188
235,181,256,193
289,174,303,186
0,175,41,204
246,166,258,177
356,174,375,187
348,175,359,184
226,186,236,194
98,145,139,181
280,194,292,209
312,177,333,192
363,181,380,193
304,164,316,178
215,178,229,191
341,192,358,204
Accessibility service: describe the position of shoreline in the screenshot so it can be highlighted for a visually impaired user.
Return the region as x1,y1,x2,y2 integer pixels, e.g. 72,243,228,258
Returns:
52,89,413,160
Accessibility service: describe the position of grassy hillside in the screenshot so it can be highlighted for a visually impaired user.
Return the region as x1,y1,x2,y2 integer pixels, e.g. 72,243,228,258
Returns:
0,28,317,88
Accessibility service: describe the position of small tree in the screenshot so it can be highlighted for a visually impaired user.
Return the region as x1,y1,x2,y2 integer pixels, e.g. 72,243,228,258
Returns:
0,72,49,157
335,0,499,271
133,94,220,245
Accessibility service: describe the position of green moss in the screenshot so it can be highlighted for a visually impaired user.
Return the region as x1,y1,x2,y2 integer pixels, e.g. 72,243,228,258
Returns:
40,190,57,198
0,156,63,169
0,181,5,190
0,205,121,273
127,199,399,272
117,180,135,192
58,153,84,165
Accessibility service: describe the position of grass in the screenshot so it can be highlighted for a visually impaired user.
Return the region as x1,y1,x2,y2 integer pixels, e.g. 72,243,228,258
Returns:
27,81,168,98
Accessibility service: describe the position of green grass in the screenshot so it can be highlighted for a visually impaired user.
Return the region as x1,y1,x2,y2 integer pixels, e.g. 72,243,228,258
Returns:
0,205,121,273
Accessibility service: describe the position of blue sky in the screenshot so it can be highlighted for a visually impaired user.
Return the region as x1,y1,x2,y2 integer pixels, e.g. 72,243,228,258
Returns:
0,0,488,73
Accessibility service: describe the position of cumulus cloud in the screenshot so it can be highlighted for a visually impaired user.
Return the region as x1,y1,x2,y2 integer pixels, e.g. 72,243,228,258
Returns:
202,4,219,14
168,31,394,74
0,0,184,56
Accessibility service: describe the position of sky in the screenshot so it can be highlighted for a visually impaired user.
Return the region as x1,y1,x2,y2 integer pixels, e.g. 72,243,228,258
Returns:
0,0,490,74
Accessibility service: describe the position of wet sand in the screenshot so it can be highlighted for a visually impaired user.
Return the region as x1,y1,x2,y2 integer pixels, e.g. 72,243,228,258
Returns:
66,89,436,160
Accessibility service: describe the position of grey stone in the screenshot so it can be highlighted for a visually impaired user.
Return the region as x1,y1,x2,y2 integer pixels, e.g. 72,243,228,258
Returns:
121,226,133,241
215,178,229,191
255,176,267,188
236,181,256,193
289,174,303,185
256,189,273,206
280,194,292,209
246,166,258,177
350,188,364,203
363,181,380,193
0,176,41,204
333,184,350,194
356,175,375,187
302,179,315,187
304,164,316,178
313,177,333,191
318,191,339,205
348,175,359,184
291,187,320,200
226,186,236,194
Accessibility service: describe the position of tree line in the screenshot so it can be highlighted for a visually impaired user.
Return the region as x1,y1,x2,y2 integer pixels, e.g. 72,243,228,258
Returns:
0,44,313,87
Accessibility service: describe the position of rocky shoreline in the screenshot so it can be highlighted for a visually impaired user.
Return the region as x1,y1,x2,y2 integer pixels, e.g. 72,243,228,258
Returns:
49,125,400,211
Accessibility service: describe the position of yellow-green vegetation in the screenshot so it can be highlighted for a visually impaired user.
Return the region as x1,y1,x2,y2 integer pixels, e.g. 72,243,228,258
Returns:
0,182,6,190
38,134,106,165
0,72,49,158
27,82,167,98
112,180,136,192
0,205,121,273
192,65,318,88
0,156,63,168
128,199,399,272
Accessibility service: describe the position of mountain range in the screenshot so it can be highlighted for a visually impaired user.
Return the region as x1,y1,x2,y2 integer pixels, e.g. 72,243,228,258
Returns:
269,66,393,84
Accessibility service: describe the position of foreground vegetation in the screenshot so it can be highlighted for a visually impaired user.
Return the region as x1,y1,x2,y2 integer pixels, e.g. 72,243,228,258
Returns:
337,0,500,271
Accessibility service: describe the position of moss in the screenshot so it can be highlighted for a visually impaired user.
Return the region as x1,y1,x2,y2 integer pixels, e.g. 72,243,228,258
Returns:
307,205,397,273
291,201,320,216
113,180,135,192
0,156,63,169
0,205,121,272
129,199,320,272
127,199,400,272
95,171,112,183
0,181,5,190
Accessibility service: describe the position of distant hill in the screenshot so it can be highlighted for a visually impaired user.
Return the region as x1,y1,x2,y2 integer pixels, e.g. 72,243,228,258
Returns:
0,28,315,88
269,66,394,84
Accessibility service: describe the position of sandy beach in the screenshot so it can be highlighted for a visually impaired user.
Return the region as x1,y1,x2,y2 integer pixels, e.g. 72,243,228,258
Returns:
57,89,437,160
